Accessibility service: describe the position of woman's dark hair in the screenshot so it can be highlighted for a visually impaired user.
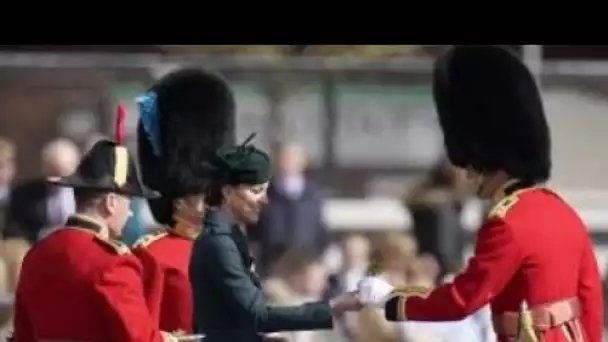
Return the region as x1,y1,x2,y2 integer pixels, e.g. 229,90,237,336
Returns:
204,182,225,207
202,133,271,207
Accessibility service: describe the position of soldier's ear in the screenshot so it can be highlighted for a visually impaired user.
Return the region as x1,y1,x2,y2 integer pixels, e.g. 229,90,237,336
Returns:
104,193,118,216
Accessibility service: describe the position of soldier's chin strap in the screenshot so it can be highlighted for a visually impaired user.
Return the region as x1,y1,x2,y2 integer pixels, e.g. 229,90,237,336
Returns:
171,197,206,240
174,197,206,221
489,178,521,208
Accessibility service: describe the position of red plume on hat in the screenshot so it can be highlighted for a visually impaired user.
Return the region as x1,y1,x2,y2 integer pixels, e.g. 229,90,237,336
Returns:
115,103,126,144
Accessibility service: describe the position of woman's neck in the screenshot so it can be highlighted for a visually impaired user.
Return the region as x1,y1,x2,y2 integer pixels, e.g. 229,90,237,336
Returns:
217,205,247,235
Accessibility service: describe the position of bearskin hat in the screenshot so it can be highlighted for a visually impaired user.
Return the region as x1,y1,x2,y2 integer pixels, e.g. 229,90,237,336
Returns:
137,68,236,224
433,45,551,183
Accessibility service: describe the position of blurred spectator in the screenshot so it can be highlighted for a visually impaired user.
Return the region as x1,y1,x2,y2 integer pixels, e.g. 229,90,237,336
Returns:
0,138,16,296
326,234,371,294
263,251,338,342
354,233,418,342
320,243,343,275
407,253,441,288
375,232,419,287
253,142,329,276
2,138,79,292
263,250,310,302
0,138,16,234
404,158,470,278
6,138,80,243
325,234,371,340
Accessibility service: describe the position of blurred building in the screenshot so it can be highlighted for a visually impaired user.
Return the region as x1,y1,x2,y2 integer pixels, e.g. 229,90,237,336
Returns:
1,45,608,270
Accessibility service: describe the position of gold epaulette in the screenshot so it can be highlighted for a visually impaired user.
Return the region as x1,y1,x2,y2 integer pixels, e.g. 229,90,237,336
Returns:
487,192,520,220
95,236,130,255
132,232,168,249
65,226,130,255
391,285,431,299
488,185,551,220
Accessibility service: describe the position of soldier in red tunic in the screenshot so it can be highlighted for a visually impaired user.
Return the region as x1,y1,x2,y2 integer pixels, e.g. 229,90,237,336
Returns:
132,68,235,333
12,125,181,341
357,45,604,342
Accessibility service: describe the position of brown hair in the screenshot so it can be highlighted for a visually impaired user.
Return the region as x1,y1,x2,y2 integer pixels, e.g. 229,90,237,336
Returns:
372,232,418,269
271,250,315,278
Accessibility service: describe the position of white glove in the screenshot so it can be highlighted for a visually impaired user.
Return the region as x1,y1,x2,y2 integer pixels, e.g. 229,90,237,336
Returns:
260,333,289,342
161,331,179,342
357,276,395,308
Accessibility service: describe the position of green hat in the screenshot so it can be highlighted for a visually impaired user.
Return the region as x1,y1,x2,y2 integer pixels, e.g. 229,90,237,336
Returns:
206,133,271,185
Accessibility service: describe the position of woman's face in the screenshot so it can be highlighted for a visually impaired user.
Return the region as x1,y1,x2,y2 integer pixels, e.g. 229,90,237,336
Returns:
223,182,269,224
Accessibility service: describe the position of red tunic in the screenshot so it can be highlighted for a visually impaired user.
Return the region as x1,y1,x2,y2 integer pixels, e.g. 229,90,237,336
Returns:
133,223,194,333
13,215,164,342
390,187,604,342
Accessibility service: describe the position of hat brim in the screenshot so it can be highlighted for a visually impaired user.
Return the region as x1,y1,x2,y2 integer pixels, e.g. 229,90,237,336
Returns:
47,175,160,199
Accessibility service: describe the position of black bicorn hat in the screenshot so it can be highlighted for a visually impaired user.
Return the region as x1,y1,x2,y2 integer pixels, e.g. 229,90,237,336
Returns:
49,105,159,199
137,68,236,224
433,45,551,182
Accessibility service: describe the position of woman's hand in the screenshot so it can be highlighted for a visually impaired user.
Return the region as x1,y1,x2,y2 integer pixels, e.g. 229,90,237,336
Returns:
329,291,362,316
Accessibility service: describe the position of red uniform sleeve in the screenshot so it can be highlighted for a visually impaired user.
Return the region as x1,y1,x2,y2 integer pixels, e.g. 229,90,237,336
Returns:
404,220,523,320
161,268,193,333
13,288,35,342
577,236,604,342
93,256,164,342
133,247,165,326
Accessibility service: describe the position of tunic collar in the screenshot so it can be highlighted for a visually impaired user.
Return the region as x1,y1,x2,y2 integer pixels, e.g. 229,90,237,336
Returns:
65,213,109,240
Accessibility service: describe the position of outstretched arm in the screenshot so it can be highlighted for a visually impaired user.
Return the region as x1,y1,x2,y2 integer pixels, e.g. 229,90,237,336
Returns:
385,220,522,321
202,235,334,333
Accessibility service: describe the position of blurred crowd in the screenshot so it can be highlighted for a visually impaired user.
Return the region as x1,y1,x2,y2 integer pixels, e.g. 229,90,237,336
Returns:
0,133,604,341
0,134,490,341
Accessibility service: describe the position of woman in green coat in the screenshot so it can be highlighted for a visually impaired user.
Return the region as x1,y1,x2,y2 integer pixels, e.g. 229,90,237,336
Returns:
189,137,360,342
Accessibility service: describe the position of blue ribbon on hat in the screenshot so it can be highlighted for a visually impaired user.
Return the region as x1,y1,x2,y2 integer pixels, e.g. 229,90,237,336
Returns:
136,92,162,157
